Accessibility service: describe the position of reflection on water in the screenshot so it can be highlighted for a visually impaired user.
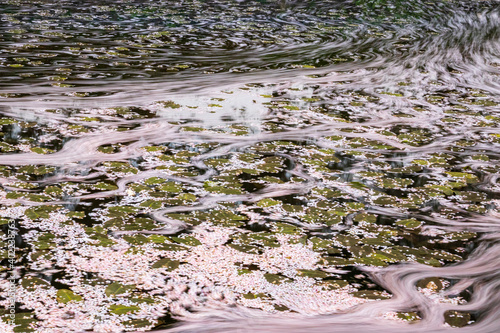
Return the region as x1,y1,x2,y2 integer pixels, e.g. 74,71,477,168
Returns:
0,1,499,332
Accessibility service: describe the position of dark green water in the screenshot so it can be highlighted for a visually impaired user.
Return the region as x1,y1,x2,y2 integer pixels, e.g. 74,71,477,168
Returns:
0,1,499,332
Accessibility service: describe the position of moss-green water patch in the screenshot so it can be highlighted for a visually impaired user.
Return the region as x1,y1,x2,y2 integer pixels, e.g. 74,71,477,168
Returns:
151,258,180,270
56,289,83,304
350,290,390,300
25,205,60,220
109,305,141,315
105,282,135,297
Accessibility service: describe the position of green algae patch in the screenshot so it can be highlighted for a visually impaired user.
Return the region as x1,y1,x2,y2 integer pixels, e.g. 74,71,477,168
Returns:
21,277,50,291
444,311,471,327
171,236,202,246
151,258,180,270
25,206,60,220
157,100,181,108
445,172,479,184
105,283,135,297
397,312,421,322
109,305,141,315
350,290,390,300
257,198,281,207
395,219,422,229
296,269,330,279
57,289,83,304
0,7,497,329
264,274,291,285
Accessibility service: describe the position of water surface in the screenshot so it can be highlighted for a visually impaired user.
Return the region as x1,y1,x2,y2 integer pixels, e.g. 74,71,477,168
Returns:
0,1,499,332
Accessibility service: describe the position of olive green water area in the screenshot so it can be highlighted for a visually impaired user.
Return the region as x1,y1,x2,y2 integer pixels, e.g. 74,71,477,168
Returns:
0,1,500,333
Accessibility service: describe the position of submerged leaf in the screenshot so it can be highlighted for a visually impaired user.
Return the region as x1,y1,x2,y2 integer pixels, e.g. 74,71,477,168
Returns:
105,282,135,297
57,289,83,303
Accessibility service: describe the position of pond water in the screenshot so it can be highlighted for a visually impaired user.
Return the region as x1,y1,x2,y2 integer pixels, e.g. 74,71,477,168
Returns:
0,1,499,332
